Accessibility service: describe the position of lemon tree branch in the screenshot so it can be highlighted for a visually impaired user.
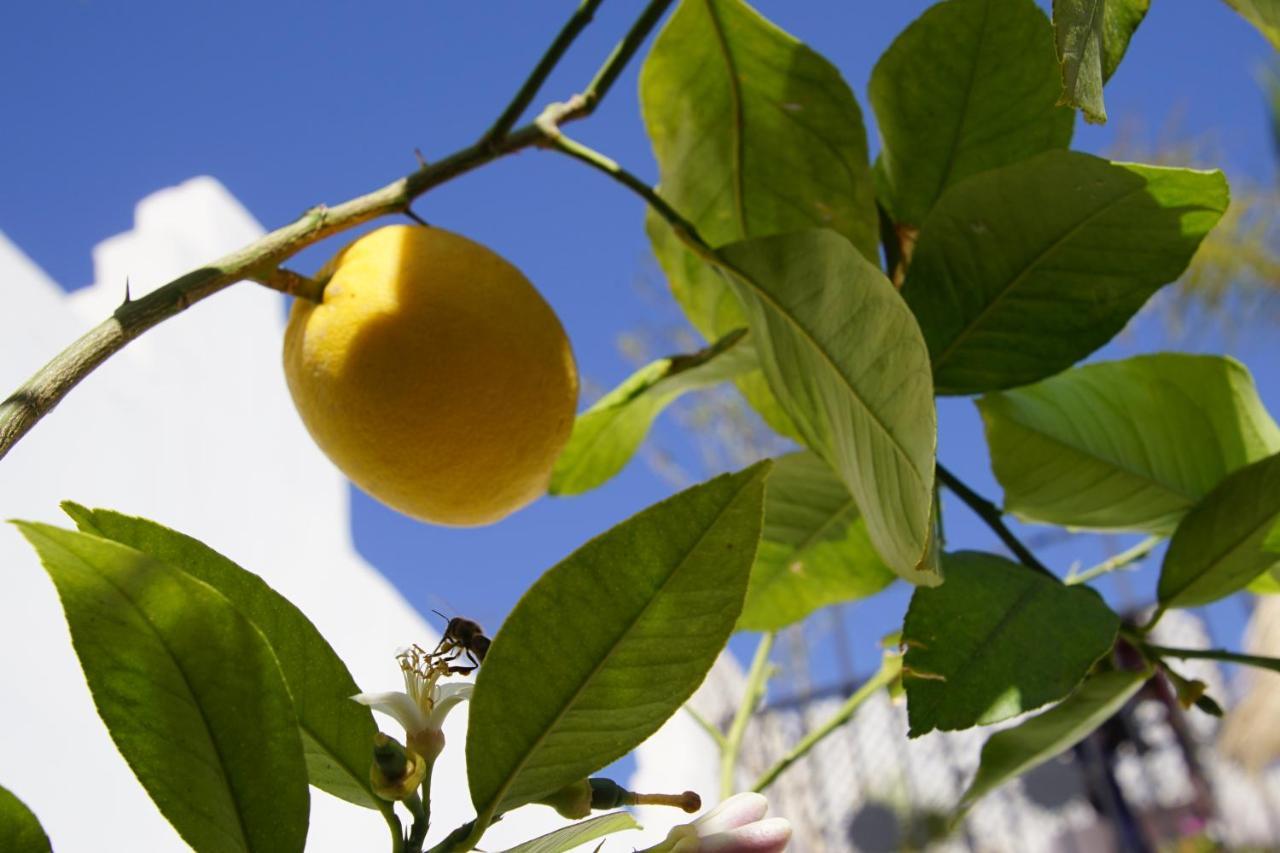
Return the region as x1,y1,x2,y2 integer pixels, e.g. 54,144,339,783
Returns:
0,0,676,464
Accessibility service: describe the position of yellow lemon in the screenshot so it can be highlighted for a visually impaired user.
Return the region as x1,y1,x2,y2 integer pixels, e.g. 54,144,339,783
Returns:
283,224,578,526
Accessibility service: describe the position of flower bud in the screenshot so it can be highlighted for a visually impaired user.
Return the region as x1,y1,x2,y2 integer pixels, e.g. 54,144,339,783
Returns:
370,733,427,801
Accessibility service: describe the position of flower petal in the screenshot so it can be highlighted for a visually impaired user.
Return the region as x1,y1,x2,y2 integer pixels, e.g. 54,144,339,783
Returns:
695,792,770,835
352,690,430,734
698,818,792,853
426,682,474,730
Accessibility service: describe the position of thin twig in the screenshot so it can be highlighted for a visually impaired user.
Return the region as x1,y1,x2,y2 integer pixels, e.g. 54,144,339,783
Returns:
248,267,325,303
1066,535,1162,586
936,463,1057,580
751,653,901,793
682,704,728,749
0,0,676,464
720,632,775,799
1143,643,1280,675
482,0,607,146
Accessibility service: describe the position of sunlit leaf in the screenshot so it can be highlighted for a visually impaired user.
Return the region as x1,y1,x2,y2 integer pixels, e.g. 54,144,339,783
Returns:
15,523,309,853
0,784,50,853
500,812,641,853
550,330,754,496
870,0,1073,226
61,503,385,815
955,668,1148,816
979,355,1280,534
738,452,895,631
1101,0,1150,80
1052,0,1148,124
1158,451,1280,608
467,462,769,817
717,230,938,581
902,151,1228,395
903,551,1119,736
640,0,878,436
1224,0,1280,48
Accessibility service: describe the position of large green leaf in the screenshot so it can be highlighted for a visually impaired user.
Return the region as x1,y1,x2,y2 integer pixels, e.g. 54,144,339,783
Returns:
901,151,1228,395
869,0,1073,227
467,462,769,819
1158,451,1280,608
61,504,386,815
955,668,1148,816
738,452,895,631
500,812,641,853
640,0,878,436
15,523,309,853
1224,0,1280,48
550,329,755,496
979,355,1280,534
903,551,1119,736
1052,0,1146,124
716,230,938,581
0,784,50,853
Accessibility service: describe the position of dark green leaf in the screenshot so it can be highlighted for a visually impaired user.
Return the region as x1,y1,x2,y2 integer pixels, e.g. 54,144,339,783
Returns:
640,0,878,435
903,551,1119,736
869,0,1073,226
14,522,309,853
467,462,769,818
956,669,1148,816
738,452,895,631
979,355,1280,534
0,784,51,853
1052,0,1107,123
550,330,754,496
1224,0,1280,48
499,812,641,853
61,504,385,815
1101,0,1150,80
717,230,938,582
1158,451,1280,607
901,151,1228,395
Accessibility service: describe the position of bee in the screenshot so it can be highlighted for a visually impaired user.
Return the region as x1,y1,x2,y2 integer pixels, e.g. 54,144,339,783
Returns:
429,610,491,676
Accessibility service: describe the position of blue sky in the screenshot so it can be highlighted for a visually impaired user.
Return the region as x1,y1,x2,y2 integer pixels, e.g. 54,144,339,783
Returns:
2,1,1276,693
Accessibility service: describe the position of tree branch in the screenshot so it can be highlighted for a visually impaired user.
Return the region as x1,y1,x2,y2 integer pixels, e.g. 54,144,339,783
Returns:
936,463,1057,580
0,0,676,463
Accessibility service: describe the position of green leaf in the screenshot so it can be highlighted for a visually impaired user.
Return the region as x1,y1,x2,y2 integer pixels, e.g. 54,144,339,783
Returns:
1101,0,1150,80
1158,451,1280,608
640,0,878,436
955,668,1148,816
550,329,754,496
467,462,769,818
738,452,895,631
903,551,1119,736
901,151,1228,395
869,0,1073,227
1052,0,1103,123
716,230,938,581
499,812,641,853
14,522,309,853
0,784,51,853
1224,0,1280,48
61,504,385,815
978,355,1280,534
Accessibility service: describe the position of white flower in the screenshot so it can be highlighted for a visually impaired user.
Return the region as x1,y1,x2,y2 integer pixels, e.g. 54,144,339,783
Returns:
644,792,791,853
353,645,473,760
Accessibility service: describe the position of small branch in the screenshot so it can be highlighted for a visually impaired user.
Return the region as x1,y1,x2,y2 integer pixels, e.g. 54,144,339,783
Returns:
936,463,1057,580
720,632,775,799
482,0,606,145
751,654,901,793
682,703,728,749
1143,643,1280,675
248,266,325,303
405,791,428,853
0,0,675,464
1067,536,1162,586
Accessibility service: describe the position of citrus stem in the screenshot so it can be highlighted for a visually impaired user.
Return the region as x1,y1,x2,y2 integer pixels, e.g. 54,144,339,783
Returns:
1066,535,1162,586
0,0,676,464
720,632,775,800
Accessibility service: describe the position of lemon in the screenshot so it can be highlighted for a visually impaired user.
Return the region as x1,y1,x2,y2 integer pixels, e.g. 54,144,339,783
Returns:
283,224,578,526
